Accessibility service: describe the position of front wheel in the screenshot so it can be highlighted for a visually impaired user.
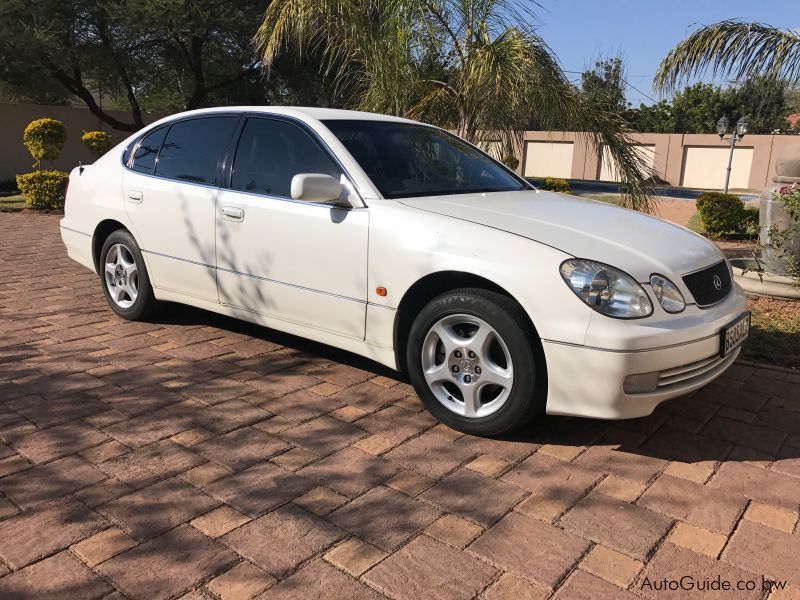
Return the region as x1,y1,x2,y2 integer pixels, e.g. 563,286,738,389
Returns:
406,288,545,436
99,229,158,320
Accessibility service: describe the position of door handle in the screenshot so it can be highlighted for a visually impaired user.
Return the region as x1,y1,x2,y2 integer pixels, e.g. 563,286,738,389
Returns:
127,190,143,203
221,206,244,221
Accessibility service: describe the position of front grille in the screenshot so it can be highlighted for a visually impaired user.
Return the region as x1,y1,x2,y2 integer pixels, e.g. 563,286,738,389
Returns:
682,260,731,307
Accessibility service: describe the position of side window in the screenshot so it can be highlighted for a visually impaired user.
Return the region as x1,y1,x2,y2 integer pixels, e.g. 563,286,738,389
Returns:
230,118,342,198
130,127,167,174
155,117,238,184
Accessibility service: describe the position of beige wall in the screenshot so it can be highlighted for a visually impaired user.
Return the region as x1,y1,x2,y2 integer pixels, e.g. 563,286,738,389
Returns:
519,130,799,191
0,103,164,180
598,143,656,182
523,141,574,178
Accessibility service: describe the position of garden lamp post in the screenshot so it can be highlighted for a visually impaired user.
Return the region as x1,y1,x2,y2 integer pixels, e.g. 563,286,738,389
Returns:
717,115,749,193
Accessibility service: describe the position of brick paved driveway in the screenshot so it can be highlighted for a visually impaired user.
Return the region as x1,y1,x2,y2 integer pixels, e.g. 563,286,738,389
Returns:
1,213,799,599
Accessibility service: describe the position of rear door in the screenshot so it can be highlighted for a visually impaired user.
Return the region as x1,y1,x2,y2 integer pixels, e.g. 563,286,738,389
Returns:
122,115,240,301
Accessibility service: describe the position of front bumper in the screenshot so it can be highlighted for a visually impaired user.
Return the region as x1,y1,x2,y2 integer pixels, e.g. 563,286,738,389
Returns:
542,283,748,419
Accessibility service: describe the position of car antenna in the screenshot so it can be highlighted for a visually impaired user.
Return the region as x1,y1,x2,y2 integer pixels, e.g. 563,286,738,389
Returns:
79,160,84,175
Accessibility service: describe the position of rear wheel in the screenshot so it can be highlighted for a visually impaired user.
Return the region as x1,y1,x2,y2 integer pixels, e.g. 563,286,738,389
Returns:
99,230,158,320
406,288,544,435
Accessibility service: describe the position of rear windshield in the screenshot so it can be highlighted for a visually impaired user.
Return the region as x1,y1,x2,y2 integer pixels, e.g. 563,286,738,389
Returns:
322,120,527,199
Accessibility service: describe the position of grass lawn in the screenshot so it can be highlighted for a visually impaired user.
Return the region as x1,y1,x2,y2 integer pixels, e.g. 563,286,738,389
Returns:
0,194,26,211
581,193,623,205
743,296,800,370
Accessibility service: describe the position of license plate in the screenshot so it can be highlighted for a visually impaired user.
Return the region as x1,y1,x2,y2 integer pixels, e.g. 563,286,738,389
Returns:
720,312,751,357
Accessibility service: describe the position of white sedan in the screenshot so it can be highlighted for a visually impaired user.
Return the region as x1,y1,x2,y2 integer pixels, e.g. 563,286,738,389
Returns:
60,107,750,435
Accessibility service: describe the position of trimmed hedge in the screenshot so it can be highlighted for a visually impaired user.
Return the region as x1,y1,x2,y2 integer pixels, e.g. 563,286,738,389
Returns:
23,118,67,169
540,177,571,194
16,170,68,210
696,191,757,237
81,130,113,157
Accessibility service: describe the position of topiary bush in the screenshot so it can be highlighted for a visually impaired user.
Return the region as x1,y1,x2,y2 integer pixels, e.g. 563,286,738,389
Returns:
540,177,571,194
16,170,68,210
81,130,113,157
23,118,67,169
695,192,757,237
501,154,519,170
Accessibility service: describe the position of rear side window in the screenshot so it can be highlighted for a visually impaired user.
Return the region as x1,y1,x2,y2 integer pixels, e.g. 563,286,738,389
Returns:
130,127,167,174
155,117,238,184
230,118,341,198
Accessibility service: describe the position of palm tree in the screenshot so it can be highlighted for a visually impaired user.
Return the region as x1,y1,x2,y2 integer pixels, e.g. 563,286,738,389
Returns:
255,0,655,212
655,21,800,92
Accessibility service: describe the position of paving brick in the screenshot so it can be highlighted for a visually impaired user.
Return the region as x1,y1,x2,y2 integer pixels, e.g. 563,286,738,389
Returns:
292,486,349,516
662,461,714,484
725,521,800,586
0,454,106,508
560,491,673,561
97,439,204,488
667,522,727,558
0,551,111,599
269,447,318,471
537,443,585,462
469,511,590,590
11,420,108,463
175,398,272,434
260,388,344,422
190,505,251,538
364,534,497,600
297,447,400,497
637,542,762,599
103,408,192,448
0,454,31,478
355,405,436,444
329,405,368,423
0,497,18,520
710,461,800,509
354,433,397,455
595,475,648,502
424,514,483,549
0,499,107,569
180,462,232,488
72,527,138,566
182,377,254,405
171,427,216,447
703,416,785,455
579,544,643,587
552,570,639,600
465,454,512,477
575,445,667,483
637,474,747,535
257,558,383,600
84,409,129,428
385,431,477,478
328,486,441,551
384,469,435,496
74,478,135,508
279,416,366,457
420,468,525,526
206,561,276,600
98,477,220,540
80,440,130,464
483,573,549,600
221,503,344,578
323,537,387,576
195,427,289,471
205,462,314,517
330,381,407,413
501,453,600,519
97,524,239,600
744,501,797,533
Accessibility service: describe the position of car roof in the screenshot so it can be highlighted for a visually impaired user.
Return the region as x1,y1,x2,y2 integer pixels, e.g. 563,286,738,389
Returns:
162,106,420,125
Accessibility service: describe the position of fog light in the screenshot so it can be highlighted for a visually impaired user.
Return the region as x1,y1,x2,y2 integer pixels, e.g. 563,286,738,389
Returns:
623,371,659,394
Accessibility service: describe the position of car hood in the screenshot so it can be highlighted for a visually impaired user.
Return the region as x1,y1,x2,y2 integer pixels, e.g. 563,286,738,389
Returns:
398,190,724,282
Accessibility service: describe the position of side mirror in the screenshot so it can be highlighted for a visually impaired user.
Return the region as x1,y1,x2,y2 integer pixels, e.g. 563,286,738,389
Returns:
290,173,344,205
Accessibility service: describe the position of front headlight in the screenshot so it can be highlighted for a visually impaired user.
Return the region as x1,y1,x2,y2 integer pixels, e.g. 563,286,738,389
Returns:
560,259,653,318
650,274,685,313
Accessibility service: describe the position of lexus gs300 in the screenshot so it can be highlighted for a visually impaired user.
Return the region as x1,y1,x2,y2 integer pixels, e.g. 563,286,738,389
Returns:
60,107,750,435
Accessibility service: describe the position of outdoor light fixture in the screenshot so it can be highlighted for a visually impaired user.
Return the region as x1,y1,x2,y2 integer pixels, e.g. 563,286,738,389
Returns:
717,114,749,193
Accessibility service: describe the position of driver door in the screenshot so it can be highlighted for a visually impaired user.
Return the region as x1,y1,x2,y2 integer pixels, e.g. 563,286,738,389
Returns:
215,116,369,340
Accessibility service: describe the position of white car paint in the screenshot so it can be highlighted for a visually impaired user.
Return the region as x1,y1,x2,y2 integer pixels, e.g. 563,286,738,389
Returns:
60,106,748,420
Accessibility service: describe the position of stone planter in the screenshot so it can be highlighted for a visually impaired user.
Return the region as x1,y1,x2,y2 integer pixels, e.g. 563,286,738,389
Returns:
729,257,800,299
759,143,800,275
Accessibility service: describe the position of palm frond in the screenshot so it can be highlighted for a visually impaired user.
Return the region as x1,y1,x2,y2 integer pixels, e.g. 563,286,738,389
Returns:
655,20,800,93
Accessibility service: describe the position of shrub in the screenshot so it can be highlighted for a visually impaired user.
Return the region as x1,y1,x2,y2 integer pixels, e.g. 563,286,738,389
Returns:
540,177,571,194
695,191,754,237
81,130,113,157
16,170,68,210
23,118,67,169
501,154,519,170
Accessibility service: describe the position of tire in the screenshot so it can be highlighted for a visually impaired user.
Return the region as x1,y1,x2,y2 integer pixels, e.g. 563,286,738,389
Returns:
99,229,158,320
406,288,545,436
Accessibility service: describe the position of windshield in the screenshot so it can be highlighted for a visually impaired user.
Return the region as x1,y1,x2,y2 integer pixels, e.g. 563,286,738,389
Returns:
322,120,528,199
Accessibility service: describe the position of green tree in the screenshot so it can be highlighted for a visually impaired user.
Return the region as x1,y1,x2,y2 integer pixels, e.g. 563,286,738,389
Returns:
581,57,628,116
255,0,655,211
629,100,674,133
0,0,336,131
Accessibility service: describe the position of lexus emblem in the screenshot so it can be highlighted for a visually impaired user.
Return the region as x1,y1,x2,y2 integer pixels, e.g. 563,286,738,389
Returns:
712,274,722,290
